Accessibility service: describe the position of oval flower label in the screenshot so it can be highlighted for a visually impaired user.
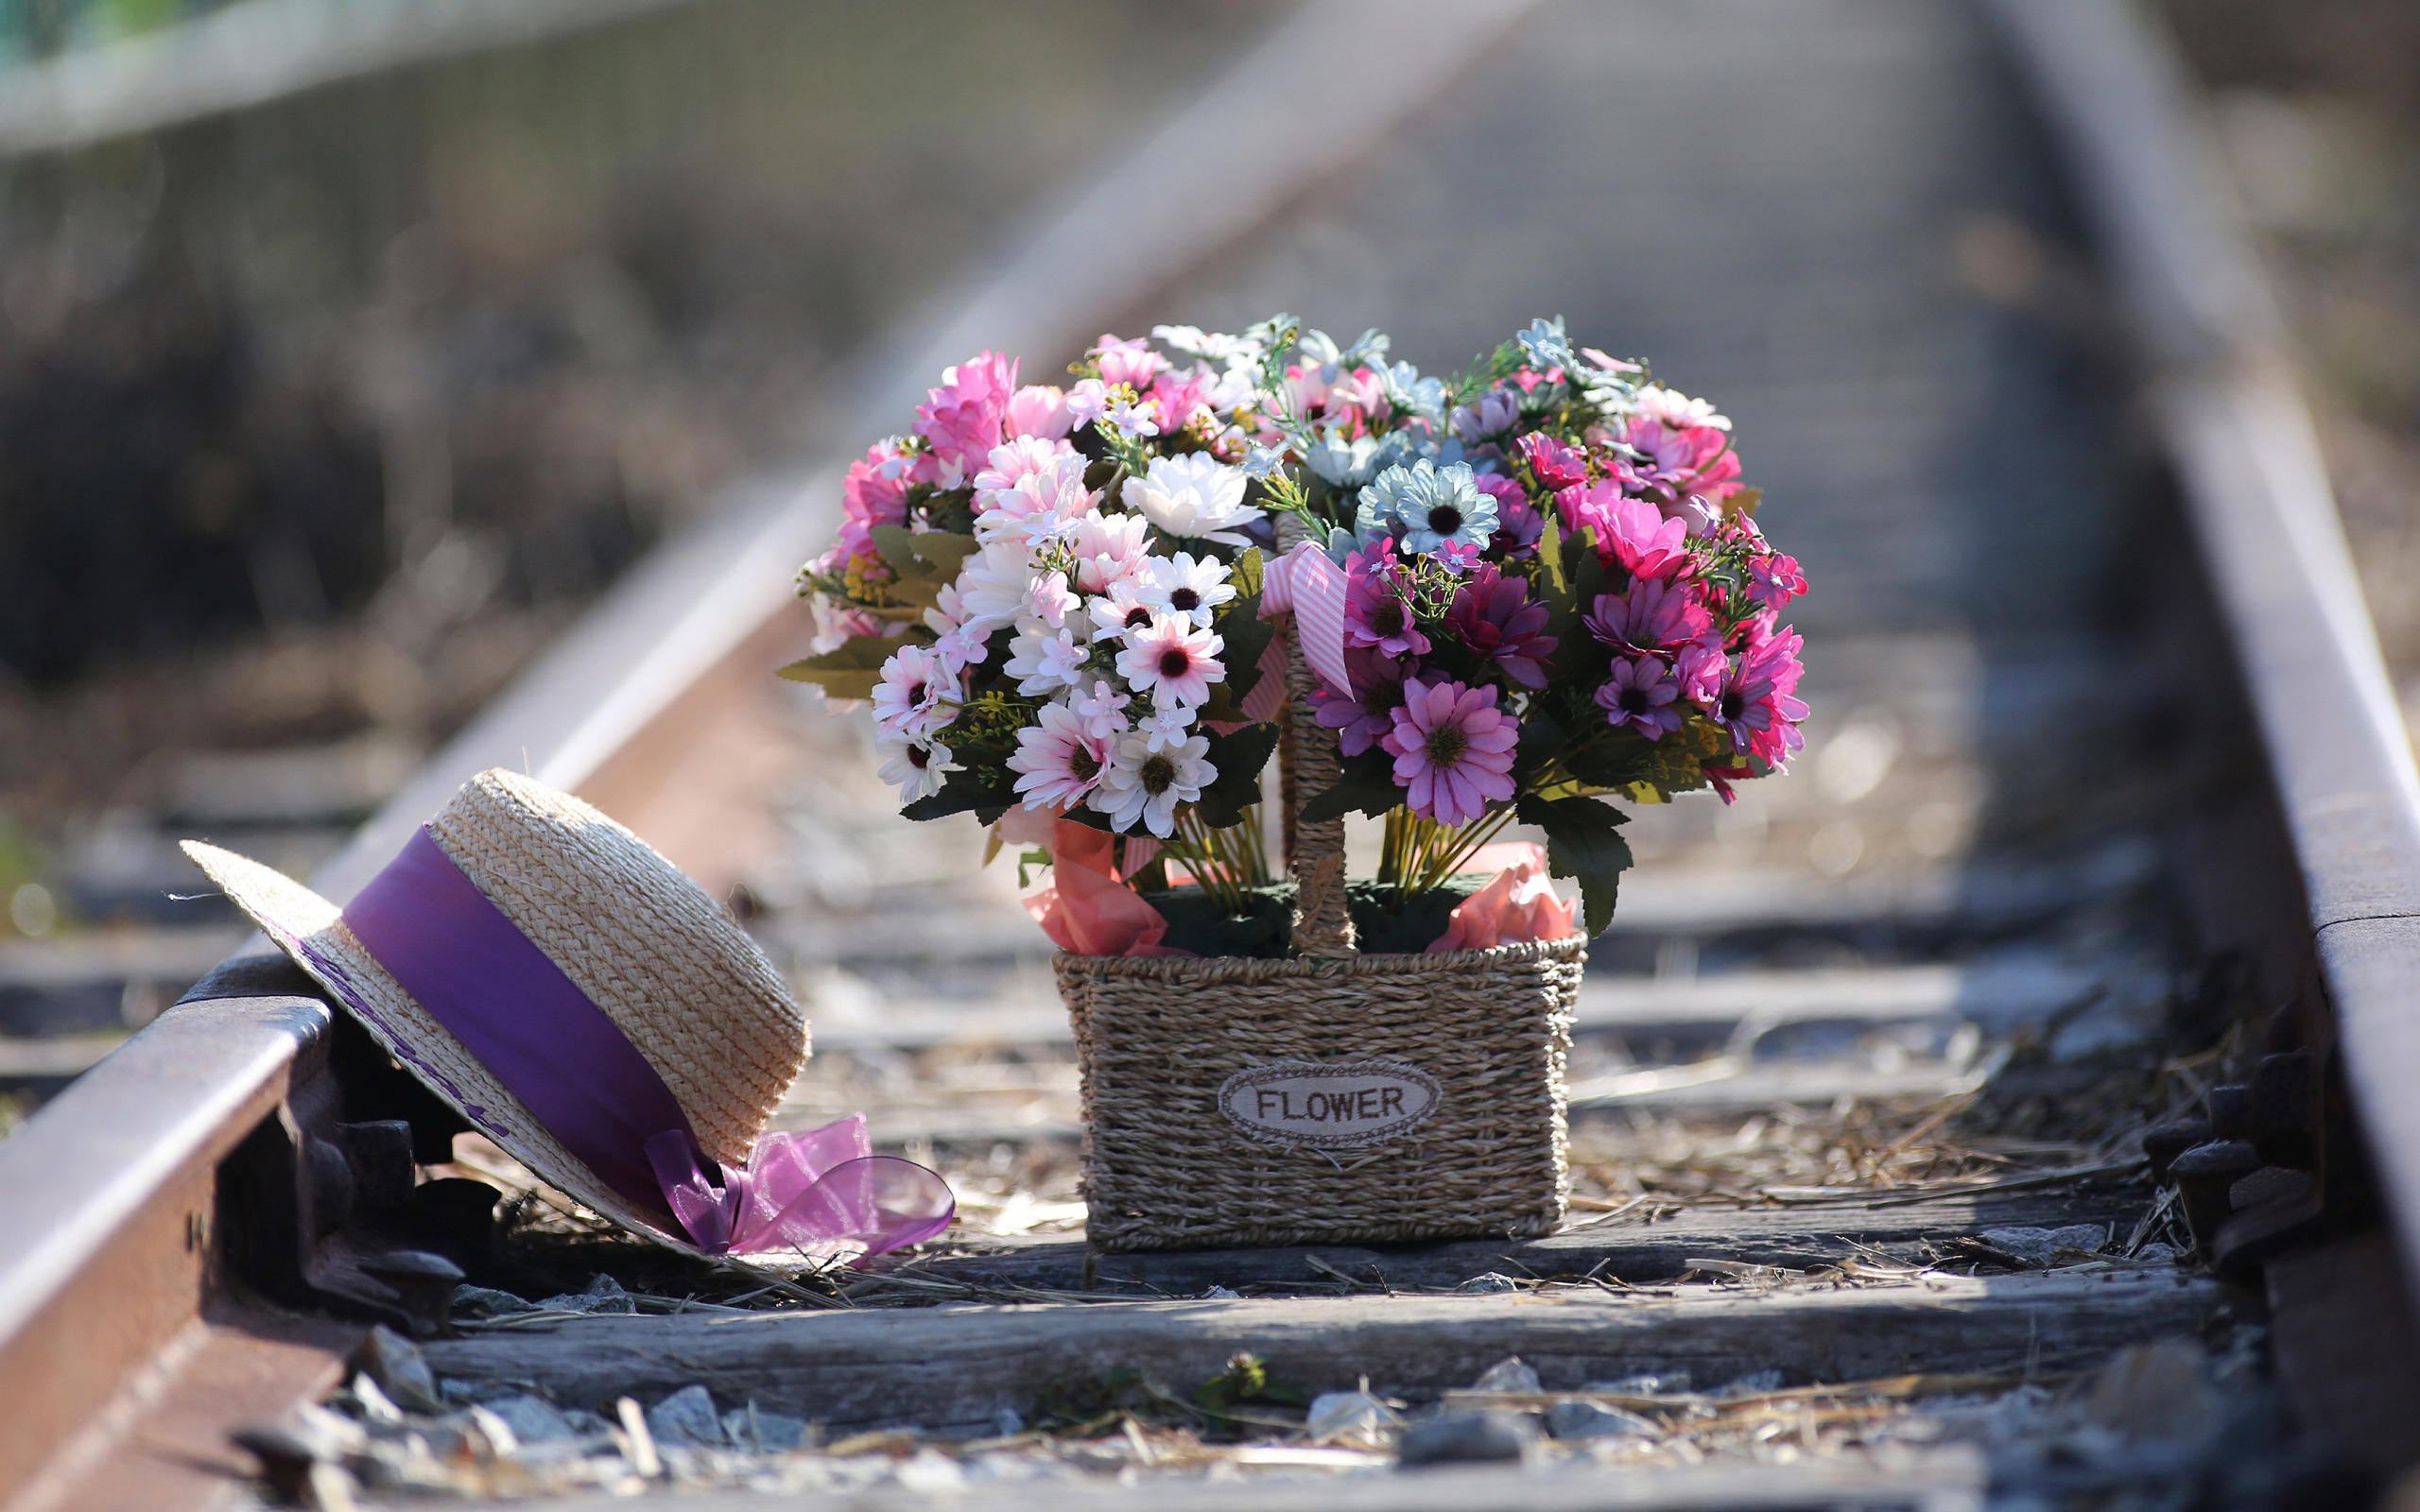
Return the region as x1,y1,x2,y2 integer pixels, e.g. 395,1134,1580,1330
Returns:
1218,1060,1442,1149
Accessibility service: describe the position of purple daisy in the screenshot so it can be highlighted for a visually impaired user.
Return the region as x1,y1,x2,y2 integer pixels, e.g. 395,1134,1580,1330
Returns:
1595,656,1683,740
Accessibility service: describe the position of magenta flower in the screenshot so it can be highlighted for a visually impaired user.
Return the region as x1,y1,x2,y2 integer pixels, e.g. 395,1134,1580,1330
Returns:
1715,631,1808,766
1747,549,1807,610
1595,656,1683,740
1518,431,1590,490
1557,481,1689,580
1382,679,1518,828
1613,412,1741,518
1583,577,1712,654
1148,369,1211,435
1475,472,1544,554
1445,564,1558,689
1342,542,1430,659
1672,638,1726,703
914,352,1018,472
1310,648,1409,757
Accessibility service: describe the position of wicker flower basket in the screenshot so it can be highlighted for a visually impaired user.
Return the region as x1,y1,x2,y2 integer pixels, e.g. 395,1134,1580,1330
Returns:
1057,623,1585,1252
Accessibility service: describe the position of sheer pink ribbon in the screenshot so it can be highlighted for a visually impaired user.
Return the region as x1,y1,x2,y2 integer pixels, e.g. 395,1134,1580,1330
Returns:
644,1113,954,1262
1023,818,1189,957
1426,842,1577,953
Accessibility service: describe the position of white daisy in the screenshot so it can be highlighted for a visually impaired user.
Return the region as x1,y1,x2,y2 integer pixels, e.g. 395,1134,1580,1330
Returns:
1090,729,1214,838
1115,614,1225,708
1085,579,1158,642
1138,552,1235,628
875,731,960,801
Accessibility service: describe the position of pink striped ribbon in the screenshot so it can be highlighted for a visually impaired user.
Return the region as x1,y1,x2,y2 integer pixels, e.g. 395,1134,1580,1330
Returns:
1262,541,1352,695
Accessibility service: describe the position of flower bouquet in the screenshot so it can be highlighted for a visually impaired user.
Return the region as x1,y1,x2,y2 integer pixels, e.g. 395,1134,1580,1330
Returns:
786,316,1807,1250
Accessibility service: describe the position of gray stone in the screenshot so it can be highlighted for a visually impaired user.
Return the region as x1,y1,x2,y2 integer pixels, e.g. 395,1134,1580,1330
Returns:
1471,1355,1542,1392
647,1383,727,1447
1456,1273,1520,1295
538,1274,637,1315
355,1325,443,1413
723,1403,807,1452
1397,1411,1533,1466
1719,1369,1785,1398
451,1285,537,1319
479,1393,576,1444
1586,1371,1687,1396
1980,1225,2107,1265
1545,1400,1656,1441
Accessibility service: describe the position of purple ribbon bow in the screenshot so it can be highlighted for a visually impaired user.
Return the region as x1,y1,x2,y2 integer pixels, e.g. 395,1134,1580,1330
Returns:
334,827,953,1260
646,1114,954,1259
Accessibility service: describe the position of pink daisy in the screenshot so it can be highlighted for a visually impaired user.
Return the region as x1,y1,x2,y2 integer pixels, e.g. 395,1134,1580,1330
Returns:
1115,614,1226,709
871,644,958,739
1381,679,1517,828
1583,577,1713,654
1067,511,1151,593
1007,703,1112,812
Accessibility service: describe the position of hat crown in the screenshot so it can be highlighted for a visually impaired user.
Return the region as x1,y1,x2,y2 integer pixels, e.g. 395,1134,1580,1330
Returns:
424,768,804,1167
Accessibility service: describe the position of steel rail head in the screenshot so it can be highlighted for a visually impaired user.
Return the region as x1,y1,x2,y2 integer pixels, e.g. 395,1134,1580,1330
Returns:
1983,0,2420,1295
0,0,701,156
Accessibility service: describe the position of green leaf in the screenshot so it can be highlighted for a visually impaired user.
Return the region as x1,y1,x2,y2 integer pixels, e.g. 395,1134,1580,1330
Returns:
1512,710,1565,788
775,635,897,699
1228,546,1265,600
1299,746,1405,823
1192,723,1280,828
1516,792,1634,936
1534,515,1566,593
1216,589,1273,704
868,525,978,610
901,770,1016,822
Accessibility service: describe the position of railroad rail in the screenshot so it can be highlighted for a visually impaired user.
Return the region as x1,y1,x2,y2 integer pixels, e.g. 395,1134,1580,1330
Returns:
3,0,2419,1506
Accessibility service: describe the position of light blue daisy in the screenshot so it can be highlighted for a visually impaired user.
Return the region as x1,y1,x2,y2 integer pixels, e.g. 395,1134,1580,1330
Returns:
1358,460,1496,556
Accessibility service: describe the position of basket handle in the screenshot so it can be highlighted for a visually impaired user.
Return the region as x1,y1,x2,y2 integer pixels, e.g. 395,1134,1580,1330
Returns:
1273,520,1357,957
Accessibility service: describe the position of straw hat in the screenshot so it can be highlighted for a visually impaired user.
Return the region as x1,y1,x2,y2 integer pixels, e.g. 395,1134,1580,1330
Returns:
182,767,807,1247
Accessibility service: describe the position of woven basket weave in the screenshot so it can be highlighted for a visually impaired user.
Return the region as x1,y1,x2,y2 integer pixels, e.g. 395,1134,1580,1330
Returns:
1059,532,1585,1250
1061,938,1582,1250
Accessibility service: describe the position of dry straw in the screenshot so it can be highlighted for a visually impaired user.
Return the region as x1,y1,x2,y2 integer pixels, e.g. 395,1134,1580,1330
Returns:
185,767,806,1248
1058,586,1584,1251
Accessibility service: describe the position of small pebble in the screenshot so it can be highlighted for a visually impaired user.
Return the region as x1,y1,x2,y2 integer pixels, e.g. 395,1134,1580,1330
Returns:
1397,1411,1533,1466
1456,1272,1521,1294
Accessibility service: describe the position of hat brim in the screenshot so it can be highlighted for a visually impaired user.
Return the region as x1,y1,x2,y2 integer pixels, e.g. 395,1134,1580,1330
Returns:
182,840,700,1254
